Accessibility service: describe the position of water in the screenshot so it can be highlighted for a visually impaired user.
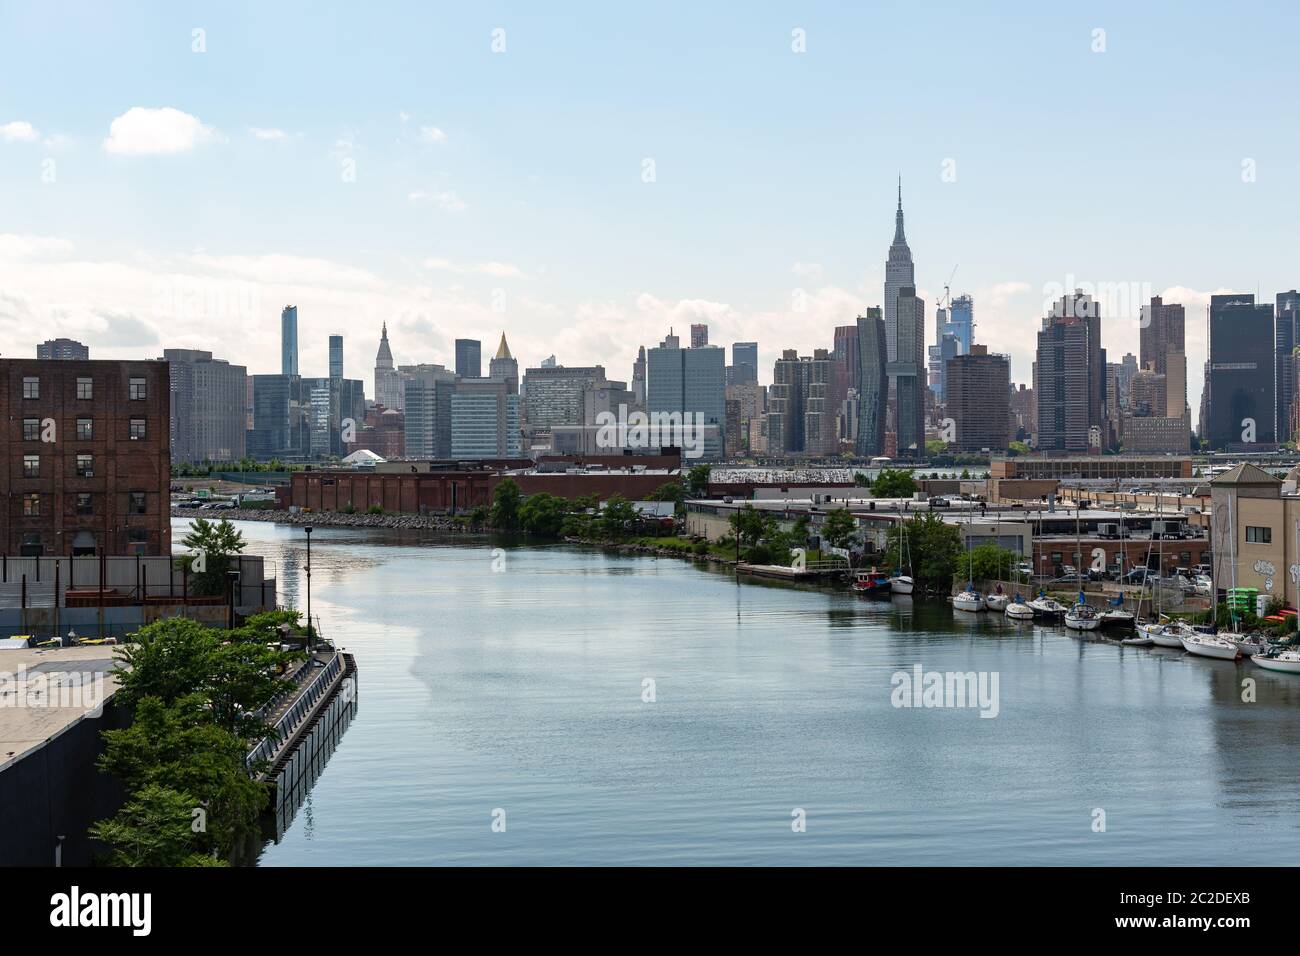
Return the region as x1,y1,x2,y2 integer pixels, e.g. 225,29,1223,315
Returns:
215,519,1300,866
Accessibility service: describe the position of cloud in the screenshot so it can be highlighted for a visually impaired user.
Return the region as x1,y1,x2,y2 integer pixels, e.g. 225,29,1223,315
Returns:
89,310,159,348
0,121,39,143
0,234,74,259
423,258,524,278
248,126,288,141
408,190,467,212
792,262,824,280
418,125,447,144
103,107,218,155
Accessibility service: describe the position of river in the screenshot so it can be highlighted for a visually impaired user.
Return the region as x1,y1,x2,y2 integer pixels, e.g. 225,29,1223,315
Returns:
212,519,1300,866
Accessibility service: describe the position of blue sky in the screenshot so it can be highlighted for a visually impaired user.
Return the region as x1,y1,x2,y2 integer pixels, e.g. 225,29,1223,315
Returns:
2,0,1298,415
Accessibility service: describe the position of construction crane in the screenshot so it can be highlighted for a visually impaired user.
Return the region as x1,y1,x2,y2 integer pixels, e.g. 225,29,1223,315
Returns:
937,265,958,313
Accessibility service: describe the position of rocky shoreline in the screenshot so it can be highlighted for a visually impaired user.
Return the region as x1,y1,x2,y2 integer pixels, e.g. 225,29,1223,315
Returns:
179,507,469,531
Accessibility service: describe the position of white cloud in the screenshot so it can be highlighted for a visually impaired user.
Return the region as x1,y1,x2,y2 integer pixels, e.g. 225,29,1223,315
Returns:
423,258,524,278
0,121,39,143
248,126,288,141
408,190,466,212
0,234,75,259
103,107,218,156
791,262,824,280
419,125,447,144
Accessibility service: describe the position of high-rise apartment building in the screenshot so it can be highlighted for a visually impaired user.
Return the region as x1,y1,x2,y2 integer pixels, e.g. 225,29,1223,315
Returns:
1139,296,1185,378
249,374,309,461
729,342,758,385
451,379,521,458
945,345,1009,453
690,324,709,348
163,349,247,464
1035,291,1107,452
855,309,888,458
402,364,458,458
281,305,299,377
328,334,344,380
522,365,608,432
36,338,89,361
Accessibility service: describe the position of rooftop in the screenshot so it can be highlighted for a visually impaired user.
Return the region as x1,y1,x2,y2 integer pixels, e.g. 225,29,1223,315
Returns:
0,645,119,771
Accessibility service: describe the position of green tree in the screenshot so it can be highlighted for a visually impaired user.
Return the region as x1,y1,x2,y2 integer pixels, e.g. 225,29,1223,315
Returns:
729,504,768,549
89,784,221,867
599,495,639,539
176,517,246,596
490,478,522,529
646,481,687,514
685,464,712,497
957,543,1019,584
820,508,857,550
1008,440,1030,457
925,439,948,457
853,471,871,487
884,513,961,592
789,514,810,547
519,492,567,537
871,468,917,499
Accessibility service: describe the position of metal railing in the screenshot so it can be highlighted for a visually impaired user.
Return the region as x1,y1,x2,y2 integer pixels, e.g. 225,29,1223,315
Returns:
246,652,344,770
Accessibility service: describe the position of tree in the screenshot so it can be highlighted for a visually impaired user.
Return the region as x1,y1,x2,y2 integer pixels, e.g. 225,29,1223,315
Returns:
1008,440,1030,457
685,464,712,497
789,514,810,547
925,439,948,457
646,481,687,514
853,471,872,487
820,508,857,550
490,478,522,529
519,492,567,537
176,518,246,596
729,504,767,549
884,513,961,592
599,495,639,539
872,468,917,499
89,784,220,868
958,543,1019,585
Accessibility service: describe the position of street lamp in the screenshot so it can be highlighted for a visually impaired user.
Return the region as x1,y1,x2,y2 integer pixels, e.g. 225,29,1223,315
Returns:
304,525,313,652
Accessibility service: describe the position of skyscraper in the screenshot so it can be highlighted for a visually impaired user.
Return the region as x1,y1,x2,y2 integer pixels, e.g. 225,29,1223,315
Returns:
488,333,519,395
947,295,974,354
36,338,89,360
883,179,915,366
1139,296,1185,378
1036,291,1106,452
890,286,926,458
281,305,299,377
374,322,402,411
1206,293,1274,449
455,338,483,379
1275,290,1300,443
163,349,247,464
632,346,647,407
729,342,758,384
690,324,709,348
329,334,344,380
946,345,1009,453
855,308,888,457
646,338,725,460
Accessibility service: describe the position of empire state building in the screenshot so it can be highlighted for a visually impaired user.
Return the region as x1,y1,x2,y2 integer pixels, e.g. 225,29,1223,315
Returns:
883,179,915,363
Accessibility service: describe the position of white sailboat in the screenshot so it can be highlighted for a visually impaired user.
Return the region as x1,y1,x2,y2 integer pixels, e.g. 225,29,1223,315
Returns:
1028,593,1067,618
1064,594,1102,631
1180,633,1242,661
890,518,914,594
1251,648,1300,673
953,500,984,611
1005,594,1035,620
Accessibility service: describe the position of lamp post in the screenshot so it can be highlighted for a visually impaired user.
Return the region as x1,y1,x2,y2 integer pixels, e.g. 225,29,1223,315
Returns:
304,525,313,652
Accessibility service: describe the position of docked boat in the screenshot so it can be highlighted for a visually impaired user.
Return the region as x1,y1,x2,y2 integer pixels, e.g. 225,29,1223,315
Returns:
985,589,1010,612
891,521,915,595
1137,619,1193,647
889,574,914,595
1120,634,1155,646
1099,595,1134,629
953,589,985,612
1180,634,1242,661
1005,595,1035,621
1251,649,1300,673
1224,633,1270,657
851,569,892,597
1064,602,1101,631
1027,594,1067,618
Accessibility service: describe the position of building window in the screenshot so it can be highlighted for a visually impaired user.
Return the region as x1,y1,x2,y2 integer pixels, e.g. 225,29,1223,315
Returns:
129,377,147,400
129,418,146,440
22,418,40,441
23,455,39,478
77,418,93,440
76,454,93,477
76,493,93,516
127,528,148,556
129,491,146,514
76,377,93,400
22,376,39,399
22,494,39,516
20,533,43,557
1246,526,1272,544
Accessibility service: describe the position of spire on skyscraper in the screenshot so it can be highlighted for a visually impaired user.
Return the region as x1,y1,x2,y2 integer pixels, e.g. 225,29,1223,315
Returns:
893,176,907,245
494,332,512,360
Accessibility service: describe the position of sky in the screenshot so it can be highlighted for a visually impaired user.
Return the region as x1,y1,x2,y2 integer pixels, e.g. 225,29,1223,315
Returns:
2,0,1299,419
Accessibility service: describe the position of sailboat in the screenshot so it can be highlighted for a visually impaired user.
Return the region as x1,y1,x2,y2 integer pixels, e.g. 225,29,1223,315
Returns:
952,499,984,611
890,518,914,595
1005,593,1035,621
1065,590,1102,631
1027,590,1067,618
984,510,1010,610
1251,648,1300,673
1099,593,1135,629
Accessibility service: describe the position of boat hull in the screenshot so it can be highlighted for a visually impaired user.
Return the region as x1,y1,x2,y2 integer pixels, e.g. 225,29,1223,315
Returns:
1180,636,1242,660
1005,604,1035,621
1251,653,1300,673
1064,614,1101,631
985,594,1010,611
890,577,914,595
1121,636,1155,646
953,594,985,612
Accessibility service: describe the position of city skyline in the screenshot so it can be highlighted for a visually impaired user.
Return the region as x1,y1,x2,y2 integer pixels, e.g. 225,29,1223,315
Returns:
4,3,1300,420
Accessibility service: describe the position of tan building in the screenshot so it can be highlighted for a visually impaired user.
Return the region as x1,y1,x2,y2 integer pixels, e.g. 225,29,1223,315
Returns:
1209,462,1300,604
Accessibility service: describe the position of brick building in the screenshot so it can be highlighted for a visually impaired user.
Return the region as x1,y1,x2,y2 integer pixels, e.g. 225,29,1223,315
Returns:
0,359,172,556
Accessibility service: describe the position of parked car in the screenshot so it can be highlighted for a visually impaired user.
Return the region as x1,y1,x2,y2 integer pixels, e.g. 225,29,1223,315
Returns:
1120,567,1151,584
